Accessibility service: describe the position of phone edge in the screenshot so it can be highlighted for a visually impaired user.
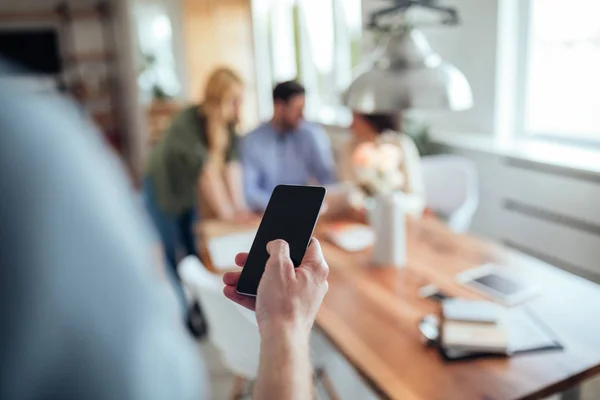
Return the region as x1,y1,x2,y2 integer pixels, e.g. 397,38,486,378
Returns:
235,185,327,297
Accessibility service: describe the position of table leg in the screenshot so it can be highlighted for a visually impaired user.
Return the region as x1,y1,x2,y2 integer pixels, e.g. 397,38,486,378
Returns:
561,385,581,400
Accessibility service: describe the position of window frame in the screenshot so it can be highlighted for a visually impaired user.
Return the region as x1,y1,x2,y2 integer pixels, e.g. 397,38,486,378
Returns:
511,0,600,146
251,0,360,127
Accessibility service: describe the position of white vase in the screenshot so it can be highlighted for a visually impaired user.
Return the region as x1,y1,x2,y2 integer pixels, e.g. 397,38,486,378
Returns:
367,192,407,267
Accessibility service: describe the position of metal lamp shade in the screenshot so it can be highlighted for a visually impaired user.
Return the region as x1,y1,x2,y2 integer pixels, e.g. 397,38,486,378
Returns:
344,29,473,113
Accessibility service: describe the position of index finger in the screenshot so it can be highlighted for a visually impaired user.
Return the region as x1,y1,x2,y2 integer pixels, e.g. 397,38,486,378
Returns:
235,252,248,267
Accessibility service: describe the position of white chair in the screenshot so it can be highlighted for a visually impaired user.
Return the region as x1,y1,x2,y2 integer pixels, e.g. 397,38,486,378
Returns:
178,256,339,399
421,155,479,232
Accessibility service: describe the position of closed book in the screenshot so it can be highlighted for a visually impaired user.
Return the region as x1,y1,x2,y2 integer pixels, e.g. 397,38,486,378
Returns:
442,320,509,354
439,307,563,361
326,223,375,252
442,299,503,324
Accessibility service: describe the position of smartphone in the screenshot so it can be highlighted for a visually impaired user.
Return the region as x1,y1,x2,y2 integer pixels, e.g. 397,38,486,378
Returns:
457,263,539,305
236,185,327,297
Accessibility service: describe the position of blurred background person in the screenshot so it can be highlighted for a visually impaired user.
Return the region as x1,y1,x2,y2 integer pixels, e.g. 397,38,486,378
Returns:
241,80,336,212
341,112,425,216
0,76,329,400
144,67,252,272
0,77,205,400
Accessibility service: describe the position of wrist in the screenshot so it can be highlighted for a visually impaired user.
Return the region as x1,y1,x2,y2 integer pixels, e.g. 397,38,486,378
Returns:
259,319,310,344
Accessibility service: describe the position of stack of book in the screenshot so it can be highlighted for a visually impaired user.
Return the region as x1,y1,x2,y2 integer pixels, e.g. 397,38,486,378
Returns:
440,299,562,360
442,299,509,355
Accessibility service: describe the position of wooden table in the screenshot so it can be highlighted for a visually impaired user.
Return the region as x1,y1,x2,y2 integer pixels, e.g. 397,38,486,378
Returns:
198,218,600,400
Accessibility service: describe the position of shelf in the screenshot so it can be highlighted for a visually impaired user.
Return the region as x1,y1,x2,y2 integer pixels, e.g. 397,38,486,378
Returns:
65,51,114,63
0,8,105,22
78,92,110,102
92,110,115,131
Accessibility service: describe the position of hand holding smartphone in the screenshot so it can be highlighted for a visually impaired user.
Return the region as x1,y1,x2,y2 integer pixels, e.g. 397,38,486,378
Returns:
235,185,327,297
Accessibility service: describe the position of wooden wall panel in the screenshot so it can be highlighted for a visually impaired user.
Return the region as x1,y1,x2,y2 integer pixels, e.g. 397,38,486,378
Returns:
181,0,258,130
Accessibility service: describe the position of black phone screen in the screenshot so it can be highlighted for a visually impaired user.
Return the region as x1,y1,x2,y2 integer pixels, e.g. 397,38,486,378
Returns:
236,185,326,296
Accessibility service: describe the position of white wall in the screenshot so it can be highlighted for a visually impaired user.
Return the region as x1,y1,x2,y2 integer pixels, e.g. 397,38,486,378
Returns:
361,0,500,134
437,139,600,283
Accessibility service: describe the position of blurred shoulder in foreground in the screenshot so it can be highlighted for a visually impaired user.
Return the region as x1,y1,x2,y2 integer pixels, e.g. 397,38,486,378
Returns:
0,63,205,400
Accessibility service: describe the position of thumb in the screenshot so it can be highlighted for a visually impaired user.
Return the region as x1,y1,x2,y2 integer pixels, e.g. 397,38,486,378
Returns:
300,238,328,280
266,240,294,274
301,238,324,265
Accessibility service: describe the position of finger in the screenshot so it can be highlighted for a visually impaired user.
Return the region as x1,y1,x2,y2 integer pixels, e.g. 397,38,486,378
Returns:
222,271,242,286
300,238,329,279
266,239,290,258
235,252,249,267
320,201,329,216
223,286,256,311
302,238,324,264
266,239,294,277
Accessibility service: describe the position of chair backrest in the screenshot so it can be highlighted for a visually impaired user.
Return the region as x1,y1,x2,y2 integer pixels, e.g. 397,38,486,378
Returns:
178,256,261,379
421,155,478,216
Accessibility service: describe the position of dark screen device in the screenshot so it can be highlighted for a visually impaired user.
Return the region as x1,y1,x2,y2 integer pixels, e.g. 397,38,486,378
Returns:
457,264,539,305
0,29,62,74
236,185,326,297
472,273,524,296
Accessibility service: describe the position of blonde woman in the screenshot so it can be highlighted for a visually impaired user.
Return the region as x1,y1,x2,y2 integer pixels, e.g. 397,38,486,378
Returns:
144,67,252,270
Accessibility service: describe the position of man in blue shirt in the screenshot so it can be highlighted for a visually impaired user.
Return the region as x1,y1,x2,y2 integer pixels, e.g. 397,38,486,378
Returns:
241,81,337,211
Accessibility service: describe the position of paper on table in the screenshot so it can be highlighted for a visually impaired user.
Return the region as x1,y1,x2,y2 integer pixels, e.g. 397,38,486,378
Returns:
507,308,558,353
207,231,256,271
326,223,375,252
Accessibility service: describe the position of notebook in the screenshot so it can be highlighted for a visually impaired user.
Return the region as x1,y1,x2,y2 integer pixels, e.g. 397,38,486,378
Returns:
442,320,509,354
442,299,503,324
326,223,375,252
440,307,563,361
207,230,256,271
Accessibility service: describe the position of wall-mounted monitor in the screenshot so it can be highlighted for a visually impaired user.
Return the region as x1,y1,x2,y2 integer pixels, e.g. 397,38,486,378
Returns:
0,29,62,74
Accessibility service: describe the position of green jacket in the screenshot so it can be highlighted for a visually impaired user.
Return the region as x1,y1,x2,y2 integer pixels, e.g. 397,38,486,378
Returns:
146,105,239,216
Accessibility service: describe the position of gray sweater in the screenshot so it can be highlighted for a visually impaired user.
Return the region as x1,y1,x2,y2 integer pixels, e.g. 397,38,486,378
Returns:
0,79,206,400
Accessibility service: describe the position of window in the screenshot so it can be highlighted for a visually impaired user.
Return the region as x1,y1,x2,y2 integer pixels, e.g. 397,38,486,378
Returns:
134,3,180,102
522,0,600,140
252,0,362,126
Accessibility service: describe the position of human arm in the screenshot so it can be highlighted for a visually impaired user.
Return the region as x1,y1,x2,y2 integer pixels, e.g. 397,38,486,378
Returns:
199,120,251,221
199,158,236,220
240,136,272,212
222,239,330,399
255,318,312,400
307,124,337,185
222,131,250,215
225,161,249,212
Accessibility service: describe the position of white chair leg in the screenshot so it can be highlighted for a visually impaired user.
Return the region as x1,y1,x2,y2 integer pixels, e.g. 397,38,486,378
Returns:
230,375,248,400
314,367,340,400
